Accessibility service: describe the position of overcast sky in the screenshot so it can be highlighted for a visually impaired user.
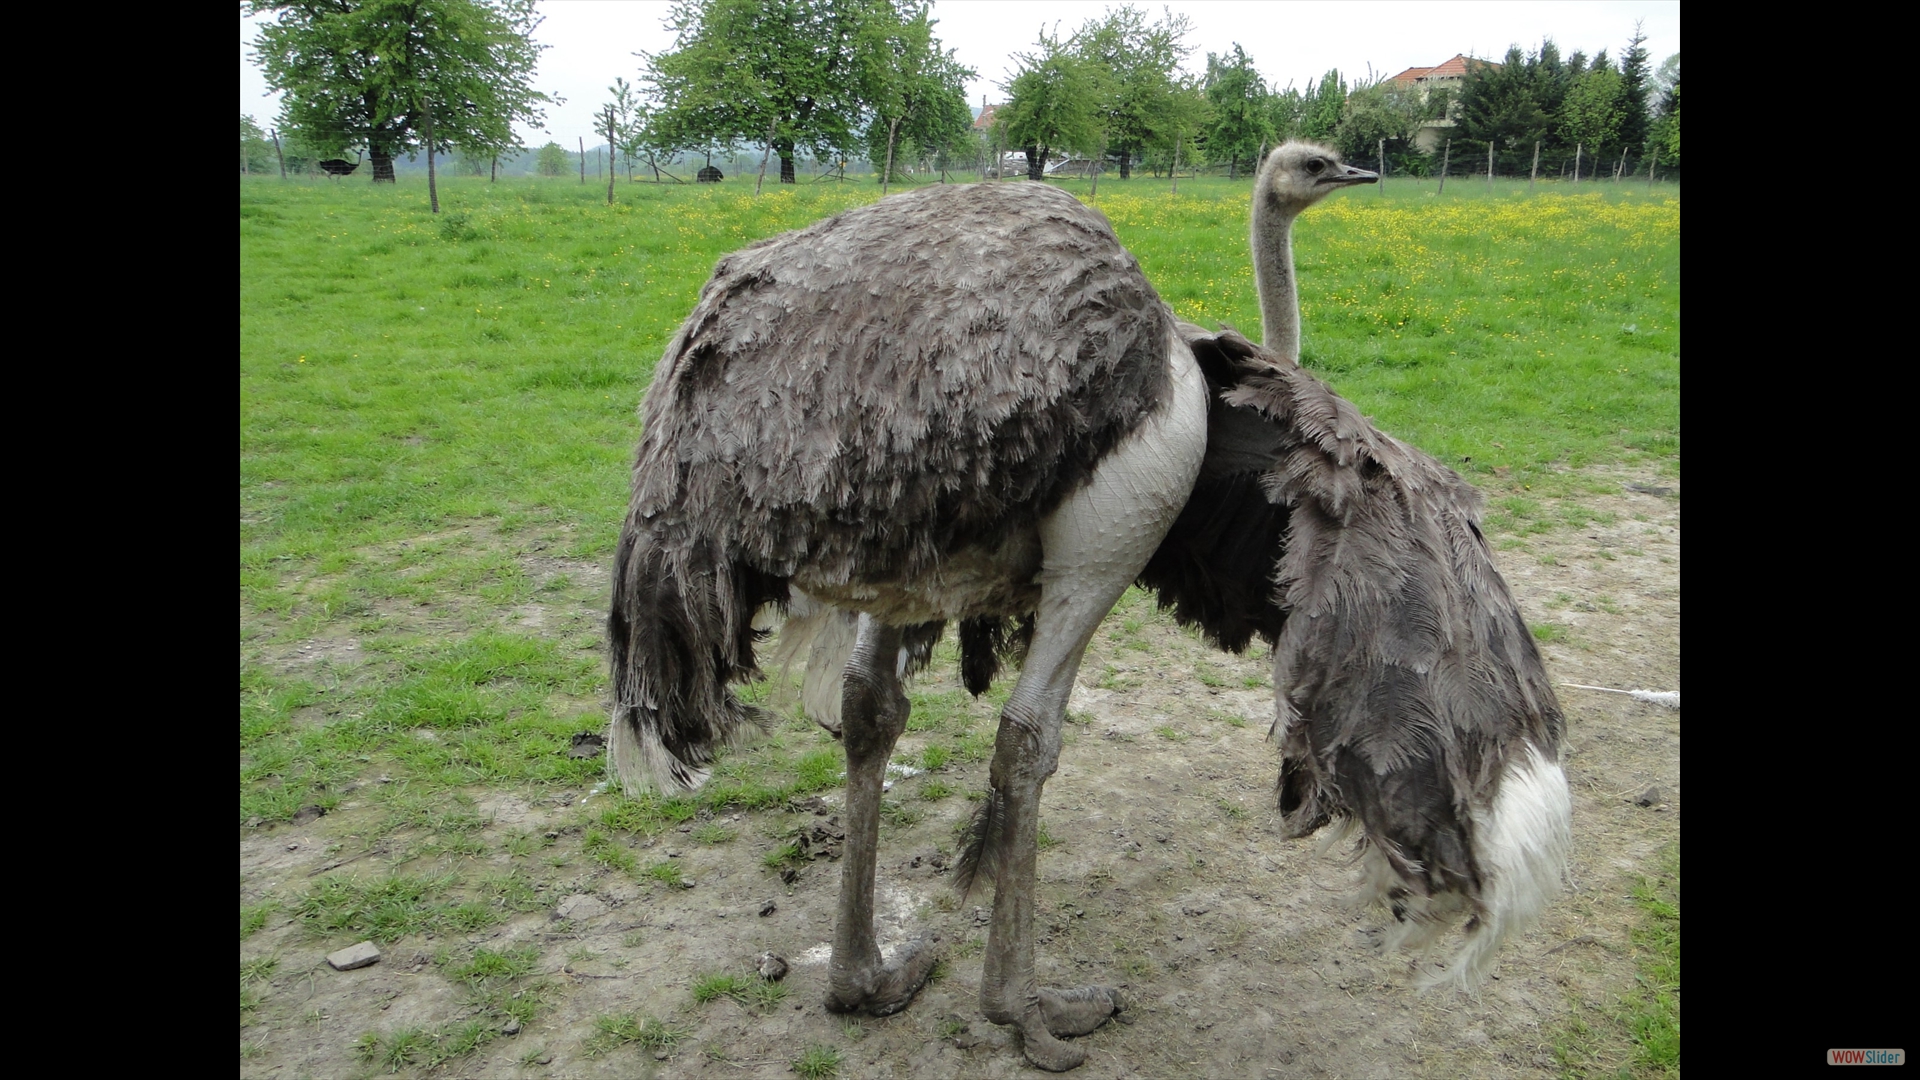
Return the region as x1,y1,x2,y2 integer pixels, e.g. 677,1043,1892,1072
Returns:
240,1,1679,146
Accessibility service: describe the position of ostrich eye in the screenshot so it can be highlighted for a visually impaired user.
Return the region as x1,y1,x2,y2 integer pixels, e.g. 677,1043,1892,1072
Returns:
1306,159,1325,174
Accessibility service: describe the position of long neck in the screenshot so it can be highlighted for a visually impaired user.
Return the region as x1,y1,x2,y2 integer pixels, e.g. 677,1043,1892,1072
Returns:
1251,200,1301,363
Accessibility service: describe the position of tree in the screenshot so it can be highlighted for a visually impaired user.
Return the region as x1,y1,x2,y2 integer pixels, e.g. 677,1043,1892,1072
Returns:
1333,77,1436,165
535,140,569,176
241,114,276,174
1000,24,1103,180
859,2,974,189
1071,4,1195,180
1203,44,1271,178
1455,48,1552,172
1561,60,1624,170
1299,69,1346,142
248,0,552,183
1650,57,1679,167
1616,23,1654,155
645,0,888,185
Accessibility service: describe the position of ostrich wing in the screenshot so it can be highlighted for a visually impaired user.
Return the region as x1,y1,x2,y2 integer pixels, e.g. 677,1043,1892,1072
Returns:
1143,325,1566,929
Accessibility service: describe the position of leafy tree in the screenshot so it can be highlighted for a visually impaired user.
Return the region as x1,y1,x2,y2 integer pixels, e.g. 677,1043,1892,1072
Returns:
1267,82,1305,143
1651,52,1679,106
248,0,552,183
1299,69,1346,142
1141,75,1209,178
535,140,569,176
1333,77,1436,166
1561,61,1624,170
859,2,973,188
645,0,889,185
1071,4,1194,179
241,114,276,173
1000,24,1103,180
1650,58,1679,167
1204,45,1272,178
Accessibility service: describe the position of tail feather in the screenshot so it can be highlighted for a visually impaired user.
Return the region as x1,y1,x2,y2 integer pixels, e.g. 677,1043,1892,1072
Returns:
769,593,859,736
607,521,787,795
952,786,1008,900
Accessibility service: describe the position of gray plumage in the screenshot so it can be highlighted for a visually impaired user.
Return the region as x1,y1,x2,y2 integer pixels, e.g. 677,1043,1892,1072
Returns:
609,154,1569,1069
1146,326,1569,981
610,182,1170,791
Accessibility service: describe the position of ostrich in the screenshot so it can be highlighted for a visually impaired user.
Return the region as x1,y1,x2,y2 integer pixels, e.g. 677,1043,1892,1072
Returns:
1252,140,1364,361
610,144,1570,1071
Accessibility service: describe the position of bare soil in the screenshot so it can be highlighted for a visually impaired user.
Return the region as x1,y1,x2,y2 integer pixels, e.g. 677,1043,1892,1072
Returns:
240,470,1678,1079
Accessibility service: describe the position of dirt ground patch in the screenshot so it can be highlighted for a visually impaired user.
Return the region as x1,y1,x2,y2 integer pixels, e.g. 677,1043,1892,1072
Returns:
240,472,1677,1079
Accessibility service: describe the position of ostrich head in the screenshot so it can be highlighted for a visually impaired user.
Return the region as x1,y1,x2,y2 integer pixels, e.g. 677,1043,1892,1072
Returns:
1255,141,1378,218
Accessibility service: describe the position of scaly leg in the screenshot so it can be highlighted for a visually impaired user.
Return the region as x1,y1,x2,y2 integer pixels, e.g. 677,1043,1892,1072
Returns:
823,614,941,1016
976,334,1207,1071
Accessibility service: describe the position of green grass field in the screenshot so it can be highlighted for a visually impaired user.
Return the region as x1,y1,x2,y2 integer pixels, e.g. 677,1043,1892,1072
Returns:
240,171,1677,1074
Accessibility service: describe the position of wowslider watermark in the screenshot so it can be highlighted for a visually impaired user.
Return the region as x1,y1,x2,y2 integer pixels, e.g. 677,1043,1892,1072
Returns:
1829,1049,1905,1065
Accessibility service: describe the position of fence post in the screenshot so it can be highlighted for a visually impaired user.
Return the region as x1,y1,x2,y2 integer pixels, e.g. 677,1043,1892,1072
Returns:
1529,140,1540,194
1437,139,1450,195
271,128,287,180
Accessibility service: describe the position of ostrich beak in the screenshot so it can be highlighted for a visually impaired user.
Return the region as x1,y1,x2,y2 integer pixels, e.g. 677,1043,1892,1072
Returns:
1322,164,1378,187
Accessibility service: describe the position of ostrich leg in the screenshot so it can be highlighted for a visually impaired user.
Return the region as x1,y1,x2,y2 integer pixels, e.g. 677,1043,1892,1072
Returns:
979,339,1208,1071
824,615,941,1015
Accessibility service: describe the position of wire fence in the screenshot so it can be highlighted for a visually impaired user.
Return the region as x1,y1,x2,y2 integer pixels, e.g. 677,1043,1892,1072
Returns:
243,122,1676,194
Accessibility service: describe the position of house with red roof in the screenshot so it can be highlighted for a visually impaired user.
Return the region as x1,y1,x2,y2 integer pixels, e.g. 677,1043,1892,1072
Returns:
1388,54,1496,152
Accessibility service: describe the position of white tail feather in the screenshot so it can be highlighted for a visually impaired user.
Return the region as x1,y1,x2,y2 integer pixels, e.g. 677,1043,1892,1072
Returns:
1563,683,1679,710
1338,743,1572,989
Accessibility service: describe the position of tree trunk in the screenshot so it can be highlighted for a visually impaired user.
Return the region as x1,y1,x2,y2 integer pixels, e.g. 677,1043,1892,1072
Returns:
1437,139,1449,194
271,129,286,180
579,137,585,183
606,106,617,205
755,116,777,196
491,154,498,182
1529,141,1539,194
882,116,900,194
371,146,396,183
777,137,797,183
1118,145,1131,180
1026,144,1042,181
1171,133,1180,196
425,109,439,213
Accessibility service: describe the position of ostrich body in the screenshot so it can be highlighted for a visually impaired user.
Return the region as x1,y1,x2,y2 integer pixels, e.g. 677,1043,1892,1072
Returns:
614,181,1206,1070
612,151,1570,1071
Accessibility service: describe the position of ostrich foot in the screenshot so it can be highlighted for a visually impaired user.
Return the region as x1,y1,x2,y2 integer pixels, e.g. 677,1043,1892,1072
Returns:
1016,1019,1089,1072
823,932,942,1017
984,985,1117,1071
1039,985,1120,1036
